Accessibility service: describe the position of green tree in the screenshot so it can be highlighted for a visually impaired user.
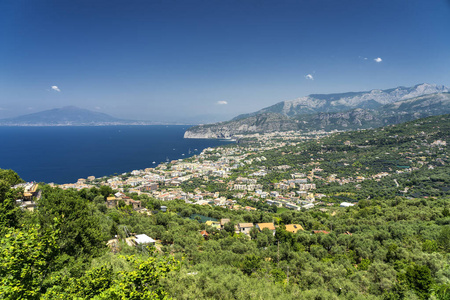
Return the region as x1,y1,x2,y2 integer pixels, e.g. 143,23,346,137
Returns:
101,255,180,299
99,185,114,199
223,221,235,234
422,240,438,253
437,226,450,251
43,255,181,299
0,180,21,229
0,224,59,299
37,186,104,257
405,264,433,300
431,283,450,300
0,169,24,186
359,258,371,271
241,254,261,275
442,206,450,217
270,268,287,284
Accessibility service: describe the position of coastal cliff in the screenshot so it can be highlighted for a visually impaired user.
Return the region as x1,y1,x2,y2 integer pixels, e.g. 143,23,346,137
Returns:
184,113,298,139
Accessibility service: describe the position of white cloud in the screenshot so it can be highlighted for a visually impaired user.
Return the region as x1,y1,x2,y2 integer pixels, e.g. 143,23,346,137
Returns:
374,57,382,63
217,100,228,105
51,85,61,92
305,74,314,80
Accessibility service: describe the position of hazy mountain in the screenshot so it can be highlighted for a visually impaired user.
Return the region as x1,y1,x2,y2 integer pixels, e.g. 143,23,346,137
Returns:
0,106,136,126
185,88,450,139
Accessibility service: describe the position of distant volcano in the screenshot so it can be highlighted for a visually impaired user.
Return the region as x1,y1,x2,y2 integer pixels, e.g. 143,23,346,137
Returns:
0,106,140,126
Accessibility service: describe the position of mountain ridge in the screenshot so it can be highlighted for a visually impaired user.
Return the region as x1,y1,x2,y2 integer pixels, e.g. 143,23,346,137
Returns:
233,83,448,120
185,84,450,139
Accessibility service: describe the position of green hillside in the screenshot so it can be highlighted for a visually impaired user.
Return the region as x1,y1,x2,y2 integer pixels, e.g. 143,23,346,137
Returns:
1,115,449,299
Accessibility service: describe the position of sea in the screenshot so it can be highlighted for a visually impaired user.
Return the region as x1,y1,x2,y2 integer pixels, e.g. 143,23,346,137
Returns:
0,126,233,184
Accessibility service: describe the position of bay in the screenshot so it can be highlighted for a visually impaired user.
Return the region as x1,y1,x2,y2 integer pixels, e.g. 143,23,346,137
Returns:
0,126,233,184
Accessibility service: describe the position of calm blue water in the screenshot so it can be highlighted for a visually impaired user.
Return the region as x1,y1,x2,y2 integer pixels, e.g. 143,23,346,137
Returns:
0,126,233,184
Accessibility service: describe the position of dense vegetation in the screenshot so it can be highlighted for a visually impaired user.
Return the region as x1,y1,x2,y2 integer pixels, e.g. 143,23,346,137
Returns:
247,115,450,200
1,115,449,299
2,179,448,299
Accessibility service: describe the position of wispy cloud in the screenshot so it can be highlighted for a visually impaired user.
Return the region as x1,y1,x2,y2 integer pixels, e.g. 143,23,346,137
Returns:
51,85,61,92
305,74,314,80
217,100,228,105
374,57,382,63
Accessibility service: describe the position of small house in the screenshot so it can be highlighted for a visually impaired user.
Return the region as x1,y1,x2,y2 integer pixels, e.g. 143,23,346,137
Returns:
134,234,156,246
285,224,304,233
256,223,276,235
238,223,254,235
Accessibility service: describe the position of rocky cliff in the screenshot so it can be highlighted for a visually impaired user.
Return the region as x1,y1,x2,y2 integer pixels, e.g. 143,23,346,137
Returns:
184,113,298,139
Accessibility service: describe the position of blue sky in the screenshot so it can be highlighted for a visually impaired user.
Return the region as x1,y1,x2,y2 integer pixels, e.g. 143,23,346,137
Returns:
1,0,449,123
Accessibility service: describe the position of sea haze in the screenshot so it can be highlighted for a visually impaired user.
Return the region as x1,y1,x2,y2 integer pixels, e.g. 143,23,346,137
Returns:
0,126,233,184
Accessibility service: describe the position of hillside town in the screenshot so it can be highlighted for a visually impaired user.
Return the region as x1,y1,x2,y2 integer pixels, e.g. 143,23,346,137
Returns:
52,131,331,212
43,122,448,215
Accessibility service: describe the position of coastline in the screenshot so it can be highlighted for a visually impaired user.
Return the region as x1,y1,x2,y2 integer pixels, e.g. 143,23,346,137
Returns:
0,125,234,184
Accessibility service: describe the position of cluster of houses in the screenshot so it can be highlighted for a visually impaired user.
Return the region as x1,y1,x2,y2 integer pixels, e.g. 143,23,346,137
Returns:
106,192,142,210
200,218,305,236
54,127,398,215
49,130,326,213
15,127,369,217
107,219,310,252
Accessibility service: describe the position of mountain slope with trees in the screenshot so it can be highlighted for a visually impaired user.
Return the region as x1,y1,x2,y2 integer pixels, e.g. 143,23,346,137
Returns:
234,83,448,120
185,85,450,139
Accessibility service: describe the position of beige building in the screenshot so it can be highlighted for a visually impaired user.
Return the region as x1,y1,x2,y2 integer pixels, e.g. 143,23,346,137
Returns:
237,223,254,235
